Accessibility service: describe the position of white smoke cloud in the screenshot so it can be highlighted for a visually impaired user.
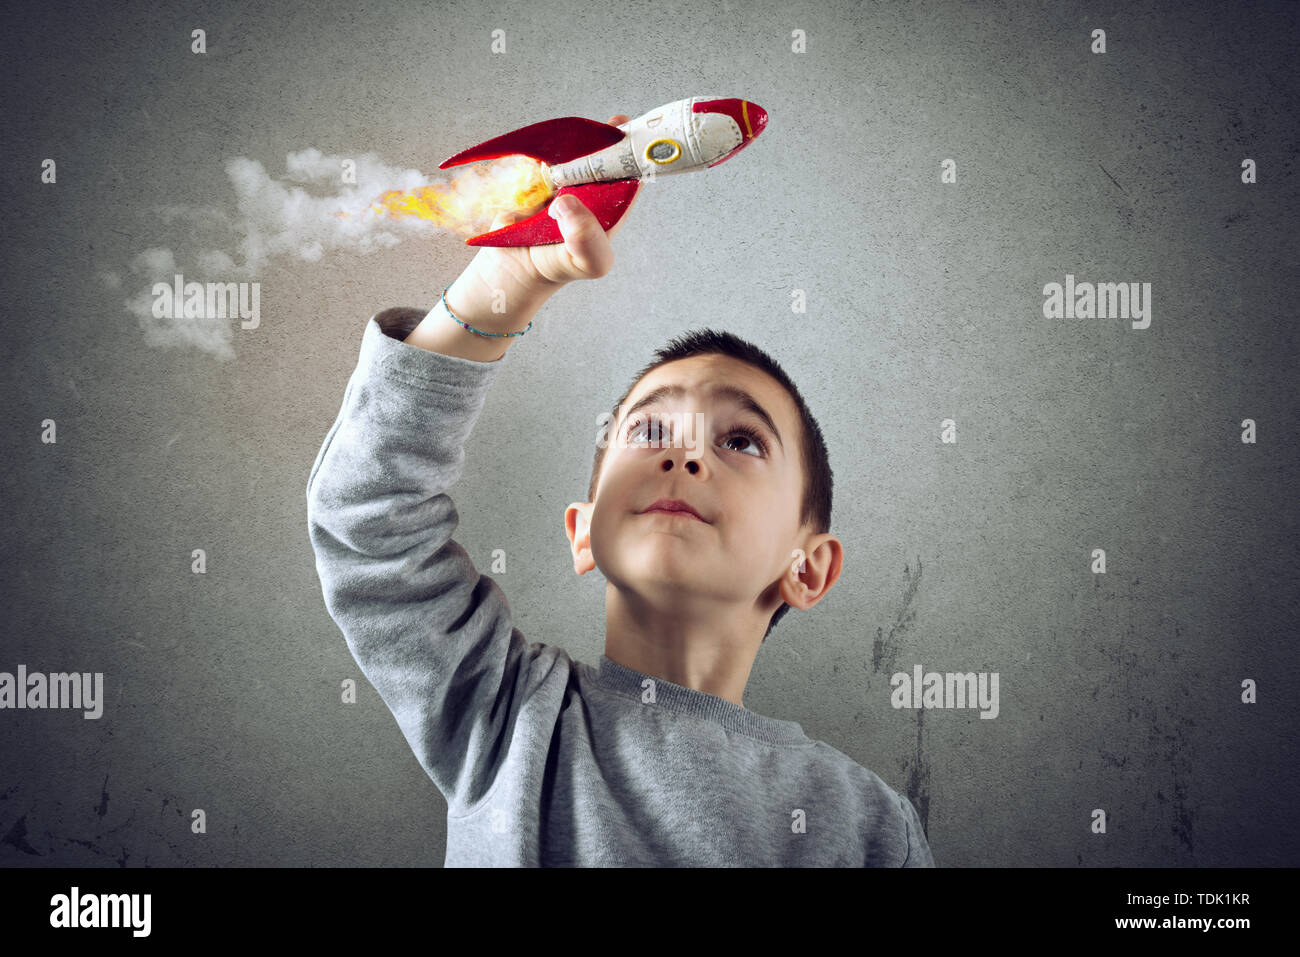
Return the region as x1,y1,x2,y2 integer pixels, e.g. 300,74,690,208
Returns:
115,149,462,360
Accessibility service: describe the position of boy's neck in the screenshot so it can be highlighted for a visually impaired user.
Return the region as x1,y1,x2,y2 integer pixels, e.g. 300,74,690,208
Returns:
603,586,762,707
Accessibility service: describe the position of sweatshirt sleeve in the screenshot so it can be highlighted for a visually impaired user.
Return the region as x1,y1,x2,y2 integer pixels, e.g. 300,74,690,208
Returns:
898,793,936,867
306,307,529,814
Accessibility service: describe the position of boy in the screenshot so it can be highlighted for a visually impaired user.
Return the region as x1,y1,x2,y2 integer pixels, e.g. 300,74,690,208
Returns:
306,114,934,866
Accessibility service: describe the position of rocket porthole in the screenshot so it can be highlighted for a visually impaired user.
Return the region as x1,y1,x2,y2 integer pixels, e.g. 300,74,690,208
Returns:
645,139,682,164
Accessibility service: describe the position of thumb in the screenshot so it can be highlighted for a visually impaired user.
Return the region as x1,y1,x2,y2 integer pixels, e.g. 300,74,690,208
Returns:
547,193,613,280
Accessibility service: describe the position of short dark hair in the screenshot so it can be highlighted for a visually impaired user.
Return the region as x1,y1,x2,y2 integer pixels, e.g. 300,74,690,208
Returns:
587,329,833,641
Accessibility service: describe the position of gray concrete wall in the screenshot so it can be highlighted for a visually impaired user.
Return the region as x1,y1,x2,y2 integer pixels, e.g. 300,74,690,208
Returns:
1,0,1296,866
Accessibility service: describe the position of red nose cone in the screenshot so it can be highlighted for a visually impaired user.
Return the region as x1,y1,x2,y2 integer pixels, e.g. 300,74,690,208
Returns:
693,97,769,168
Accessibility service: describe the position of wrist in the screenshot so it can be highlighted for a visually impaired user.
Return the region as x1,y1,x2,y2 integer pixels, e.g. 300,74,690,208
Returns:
403,285,524,362
447,259,563,333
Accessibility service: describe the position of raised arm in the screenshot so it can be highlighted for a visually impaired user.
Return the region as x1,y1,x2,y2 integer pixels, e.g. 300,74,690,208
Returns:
307,125,640,812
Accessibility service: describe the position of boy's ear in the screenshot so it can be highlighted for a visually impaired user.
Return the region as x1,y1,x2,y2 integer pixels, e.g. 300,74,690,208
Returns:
778,533,844,611
565,501,596,575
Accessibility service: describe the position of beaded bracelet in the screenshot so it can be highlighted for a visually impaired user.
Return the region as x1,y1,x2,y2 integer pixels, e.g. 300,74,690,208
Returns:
441,283,533,338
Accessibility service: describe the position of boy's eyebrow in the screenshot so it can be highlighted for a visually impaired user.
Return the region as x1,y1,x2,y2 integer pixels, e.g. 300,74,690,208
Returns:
619,383,785,452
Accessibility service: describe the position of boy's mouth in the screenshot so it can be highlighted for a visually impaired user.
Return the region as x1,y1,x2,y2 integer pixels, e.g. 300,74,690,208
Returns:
639,498,708,523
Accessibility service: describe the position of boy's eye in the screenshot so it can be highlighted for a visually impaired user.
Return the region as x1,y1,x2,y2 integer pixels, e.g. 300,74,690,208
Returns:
627,415,768,458
626,415,670,444
721,426,767,457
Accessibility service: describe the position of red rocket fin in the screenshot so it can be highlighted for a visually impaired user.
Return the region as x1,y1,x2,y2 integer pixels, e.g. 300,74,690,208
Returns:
440,117,627,169
465,180,640,247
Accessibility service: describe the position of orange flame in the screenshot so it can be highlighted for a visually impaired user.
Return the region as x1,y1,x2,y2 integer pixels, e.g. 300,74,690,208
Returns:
368,156,552,237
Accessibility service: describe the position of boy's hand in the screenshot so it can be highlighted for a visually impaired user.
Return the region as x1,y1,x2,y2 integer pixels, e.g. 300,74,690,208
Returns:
408,113,639,361
464,113,642,295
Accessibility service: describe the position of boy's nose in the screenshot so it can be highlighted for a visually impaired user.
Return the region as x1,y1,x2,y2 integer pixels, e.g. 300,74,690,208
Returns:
662,456,701,474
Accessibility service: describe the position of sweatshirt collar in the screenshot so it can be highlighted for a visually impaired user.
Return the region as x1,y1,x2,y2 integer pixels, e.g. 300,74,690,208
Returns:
596,655,810,746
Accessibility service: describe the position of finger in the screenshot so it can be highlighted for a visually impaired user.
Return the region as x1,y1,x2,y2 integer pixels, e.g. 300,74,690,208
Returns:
547,194,614,279
607,114,631,126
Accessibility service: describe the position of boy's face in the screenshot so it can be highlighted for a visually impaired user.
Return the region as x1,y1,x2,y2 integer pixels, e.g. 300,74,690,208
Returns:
566,354,818,633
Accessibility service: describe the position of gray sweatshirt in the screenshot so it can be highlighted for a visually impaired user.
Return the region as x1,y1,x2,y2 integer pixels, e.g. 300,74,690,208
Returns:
306,307,936,867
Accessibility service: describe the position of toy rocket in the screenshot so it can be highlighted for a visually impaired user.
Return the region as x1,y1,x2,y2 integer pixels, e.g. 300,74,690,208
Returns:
439,96,769,246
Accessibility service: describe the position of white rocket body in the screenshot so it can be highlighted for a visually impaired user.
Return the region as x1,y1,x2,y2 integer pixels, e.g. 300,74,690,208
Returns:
440,95,768,245
541,97,763,190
